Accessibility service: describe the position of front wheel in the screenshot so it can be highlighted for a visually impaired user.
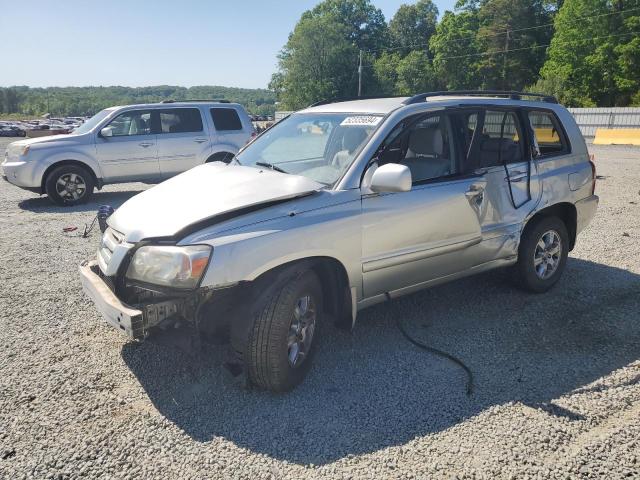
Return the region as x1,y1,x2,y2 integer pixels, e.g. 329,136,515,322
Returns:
514,216,569,293
45,165,94,206
246,269,322,392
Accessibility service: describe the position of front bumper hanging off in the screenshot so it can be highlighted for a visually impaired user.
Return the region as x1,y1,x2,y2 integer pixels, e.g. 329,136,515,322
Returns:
79,260,182,340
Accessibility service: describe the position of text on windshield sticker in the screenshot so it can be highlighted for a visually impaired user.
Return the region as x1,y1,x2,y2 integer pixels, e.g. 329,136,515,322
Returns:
340,116,383,127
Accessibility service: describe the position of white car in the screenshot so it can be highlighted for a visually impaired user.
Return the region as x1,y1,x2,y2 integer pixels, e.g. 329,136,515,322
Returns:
2,101,255,205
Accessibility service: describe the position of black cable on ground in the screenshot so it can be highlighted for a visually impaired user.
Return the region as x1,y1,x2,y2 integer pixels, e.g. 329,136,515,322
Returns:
81,215,98,238
395,315,474,396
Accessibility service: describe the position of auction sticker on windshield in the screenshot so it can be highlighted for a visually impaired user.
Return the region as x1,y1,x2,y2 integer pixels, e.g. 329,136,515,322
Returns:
340,116,383,127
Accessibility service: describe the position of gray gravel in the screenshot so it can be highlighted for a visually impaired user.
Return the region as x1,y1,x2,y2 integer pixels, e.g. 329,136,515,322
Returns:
1,136,639,479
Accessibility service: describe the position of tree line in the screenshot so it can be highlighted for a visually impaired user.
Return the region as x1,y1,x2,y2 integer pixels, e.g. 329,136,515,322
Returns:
270,0,640,109
0,85,277,117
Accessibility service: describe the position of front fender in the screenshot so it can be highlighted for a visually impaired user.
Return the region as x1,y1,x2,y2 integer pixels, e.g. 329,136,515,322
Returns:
35,149,103,183
209,143,239,158
195,196,364,301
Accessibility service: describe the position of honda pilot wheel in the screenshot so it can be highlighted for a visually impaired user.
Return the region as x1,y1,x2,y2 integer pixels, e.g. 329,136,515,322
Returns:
514,216,569,293
246,269,322,392
45,165,94,206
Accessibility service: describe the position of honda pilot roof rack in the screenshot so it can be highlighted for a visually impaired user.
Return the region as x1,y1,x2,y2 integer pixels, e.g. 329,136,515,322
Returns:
402,90,558,105
160,99,231,103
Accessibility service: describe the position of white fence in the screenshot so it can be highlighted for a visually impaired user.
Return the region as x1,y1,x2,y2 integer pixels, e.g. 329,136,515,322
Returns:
568,108,640,137
276,107,640,138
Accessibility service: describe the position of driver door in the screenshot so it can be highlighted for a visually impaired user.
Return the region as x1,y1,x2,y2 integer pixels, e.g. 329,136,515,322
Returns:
361,111,486,299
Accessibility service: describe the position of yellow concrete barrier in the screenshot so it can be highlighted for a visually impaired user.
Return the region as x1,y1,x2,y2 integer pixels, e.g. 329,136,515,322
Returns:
593,128,640,146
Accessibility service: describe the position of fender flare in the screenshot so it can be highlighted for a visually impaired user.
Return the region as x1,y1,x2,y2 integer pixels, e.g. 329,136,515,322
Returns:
39,157,103,192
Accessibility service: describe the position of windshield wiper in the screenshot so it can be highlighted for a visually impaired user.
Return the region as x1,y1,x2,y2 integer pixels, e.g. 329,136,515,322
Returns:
255,162,288,174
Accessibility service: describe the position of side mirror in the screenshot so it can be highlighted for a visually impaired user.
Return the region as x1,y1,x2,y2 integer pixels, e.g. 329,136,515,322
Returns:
369,163,412,193
100,127,113,138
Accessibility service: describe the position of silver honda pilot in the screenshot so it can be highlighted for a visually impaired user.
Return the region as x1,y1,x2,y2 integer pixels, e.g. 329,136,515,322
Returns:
2,101,254,205
80,91,599,392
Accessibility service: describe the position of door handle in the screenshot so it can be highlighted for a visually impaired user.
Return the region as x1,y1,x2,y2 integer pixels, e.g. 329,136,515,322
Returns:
139,142,153,148
194,138,207,143
507,173,528,182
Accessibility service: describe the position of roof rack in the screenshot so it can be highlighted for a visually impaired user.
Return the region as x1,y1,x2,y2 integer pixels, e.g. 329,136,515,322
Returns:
308,95,407,108
402,90,558,105
160,99,231,104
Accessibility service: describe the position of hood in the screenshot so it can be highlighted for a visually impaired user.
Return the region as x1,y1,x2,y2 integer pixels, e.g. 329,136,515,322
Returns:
13,133,86,146
109,163,323,242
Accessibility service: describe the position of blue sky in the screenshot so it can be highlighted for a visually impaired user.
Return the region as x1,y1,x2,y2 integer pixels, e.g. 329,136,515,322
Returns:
1,0,456,89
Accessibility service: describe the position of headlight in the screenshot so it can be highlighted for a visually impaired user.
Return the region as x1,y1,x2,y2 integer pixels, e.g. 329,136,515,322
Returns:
20,145,30,157
126,245,212,289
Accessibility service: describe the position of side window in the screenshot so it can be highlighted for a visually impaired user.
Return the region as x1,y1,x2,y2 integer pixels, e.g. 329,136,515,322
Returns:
528,110,569,156
210,108,243,131
389,114,457,184
107,110,152,137
479,110,524,167
159,108,203,134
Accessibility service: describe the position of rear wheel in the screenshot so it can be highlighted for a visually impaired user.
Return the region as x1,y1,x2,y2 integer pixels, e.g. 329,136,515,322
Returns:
45,165,94,206
514,216,569,293
246,269,322,392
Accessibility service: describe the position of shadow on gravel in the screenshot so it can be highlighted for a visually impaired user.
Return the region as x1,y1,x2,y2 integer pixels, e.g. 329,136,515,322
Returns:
121,258,640,465
18,189,143,213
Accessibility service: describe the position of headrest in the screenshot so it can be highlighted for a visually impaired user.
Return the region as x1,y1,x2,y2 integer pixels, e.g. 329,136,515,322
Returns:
409,127,443,156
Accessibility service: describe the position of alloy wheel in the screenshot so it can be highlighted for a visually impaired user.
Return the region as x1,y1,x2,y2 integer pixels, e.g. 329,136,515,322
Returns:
533,229,562,280
287,295,317,367
55,173,87,201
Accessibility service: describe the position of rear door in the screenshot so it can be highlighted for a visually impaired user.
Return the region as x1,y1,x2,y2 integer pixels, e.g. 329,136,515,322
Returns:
95,109,160,182
467,108,541,254
210,107,251,151
156,107,209,178
361,111,487,299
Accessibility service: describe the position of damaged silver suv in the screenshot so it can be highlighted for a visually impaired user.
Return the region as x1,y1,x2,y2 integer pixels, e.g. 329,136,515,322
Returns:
80,91,598,392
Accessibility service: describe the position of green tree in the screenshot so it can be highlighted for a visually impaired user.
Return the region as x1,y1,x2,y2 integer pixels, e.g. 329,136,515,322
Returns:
613,0,640,104
396,50,438,94
475,0,553,90
373,52,402,94
430,10,482,89
305,0,388,51
388,0,439,56
539,0,616,106
275,13,359,109
4,88,20,113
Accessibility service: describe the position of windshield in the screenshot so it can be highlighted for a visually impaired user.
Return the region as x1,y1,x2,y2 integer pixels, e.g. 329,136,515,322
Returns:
235,112,382,185
72,109,113,135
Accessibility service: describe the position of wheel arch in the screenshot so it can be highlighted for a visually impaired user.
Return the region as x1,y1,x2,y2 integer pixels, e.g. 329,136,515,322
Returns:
205,151,236,164
524,202,577,250
200,256,354,363
41,160,101,193
251,256,353,329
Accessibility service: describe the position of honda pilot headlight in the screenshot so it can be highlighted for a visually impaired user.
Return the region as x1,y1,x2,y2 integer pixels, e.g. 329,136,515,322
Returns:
126,245,212,289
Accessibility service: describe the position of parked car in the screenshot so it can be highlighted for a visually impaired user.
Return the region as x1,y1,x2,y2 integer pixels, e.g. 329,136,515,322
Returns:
0,126,26,137
79,91,598,392
1,101,255,205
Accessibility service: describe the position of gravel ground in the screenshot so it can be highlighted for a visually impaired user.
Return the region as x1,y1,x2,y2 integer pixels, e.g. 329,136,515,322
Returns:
1,136,639,479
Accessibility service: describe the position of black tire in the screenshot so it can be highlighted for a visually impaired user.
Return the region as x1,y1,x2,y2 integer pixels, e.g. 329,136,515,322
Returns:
45,164,95,206
246,269,322,392
206,152,235,164
514,216,569,293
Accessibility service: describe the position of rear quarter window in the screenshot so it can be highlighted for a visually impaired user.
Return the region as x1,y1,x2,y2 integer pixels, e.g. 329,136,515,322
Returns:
528,110,570,157
210,108,243,131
